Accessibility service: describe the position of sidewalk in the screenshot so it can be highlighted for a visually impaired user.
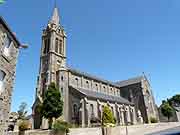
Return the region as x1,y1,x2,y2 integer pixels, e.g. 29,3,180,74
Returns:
118,122,180,135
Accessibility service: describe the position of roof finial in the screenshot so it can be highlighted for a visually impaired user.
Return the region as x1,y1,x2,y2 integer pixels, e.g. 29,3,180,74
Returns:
54,0,57,8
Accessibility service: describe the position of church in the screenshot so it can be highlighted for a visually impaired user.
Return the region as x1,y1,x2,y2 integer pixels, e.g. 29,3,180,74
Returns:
32,6,159,129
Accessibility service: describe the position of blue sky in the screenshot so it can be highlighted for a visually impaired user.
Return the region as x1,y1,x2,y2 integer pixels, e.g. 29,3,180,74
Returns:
0,0,180,113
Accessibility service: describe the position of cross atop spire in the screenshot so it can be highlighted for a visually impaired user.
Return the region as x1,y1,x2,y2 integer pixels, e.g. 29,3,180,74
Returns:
50,2,60,25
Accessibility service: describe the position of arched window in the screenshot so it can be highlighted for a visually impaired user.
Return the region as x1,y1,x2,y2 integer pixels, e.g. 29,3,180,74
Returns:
55,38,63,55
59,40,63,54
61,76,64,81
114,89,116,95
95,83,98,91
75,78,78,87
110,88,113,94
44,38,50,54
0,70,6,93
103,86,106,93
90,104,94,116
73,104,78,116
55,38,59,53
86,81,89,88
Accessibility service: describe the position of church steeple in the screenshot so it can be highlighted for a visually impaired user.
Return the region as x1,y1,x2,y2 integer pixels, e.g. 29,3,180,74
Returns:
50,6,60,25
39,4,67,85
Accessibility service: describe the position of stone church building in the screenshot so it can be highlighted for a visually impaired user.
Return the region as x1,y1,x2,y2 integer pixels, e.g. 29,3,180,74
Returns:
32,6,158,129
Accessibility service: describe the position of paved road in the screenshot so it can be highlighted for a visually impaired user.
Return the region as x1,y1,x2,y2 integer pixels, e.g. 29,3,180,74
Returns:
146,126,180,135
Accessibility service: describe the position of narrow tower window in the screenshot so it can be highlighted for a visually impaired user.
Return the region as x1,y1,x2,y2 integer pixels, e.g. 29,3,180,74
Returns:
56,71,59,86
55,38,59,53
43,38,50,54
59,40,63,54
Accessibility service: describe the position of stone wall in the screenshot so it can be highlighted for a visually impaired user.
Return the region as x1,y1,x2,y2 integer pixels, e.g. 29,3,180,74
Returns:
0,18,20,135
8,130,52,135
8,123,180,135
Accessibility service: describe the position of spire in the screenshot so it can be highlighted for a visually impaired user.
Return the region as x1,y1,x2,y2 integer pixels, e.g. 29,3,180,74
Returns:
50,2,60,25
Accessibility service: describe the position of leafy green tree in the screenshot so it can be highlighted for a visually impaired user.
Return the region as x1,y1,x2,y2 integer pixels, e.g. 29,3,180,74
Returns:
41,82,63,129
17,102,28,120
168,94,180,106
161,101,174,122
102,105,115,127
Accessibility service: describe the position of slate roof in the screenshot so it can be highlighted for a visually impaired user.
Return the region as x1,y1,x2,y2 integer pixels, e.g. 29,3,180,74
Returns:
68,67,121,88
0,16,21,47
69,85,133,105
116,76,144,87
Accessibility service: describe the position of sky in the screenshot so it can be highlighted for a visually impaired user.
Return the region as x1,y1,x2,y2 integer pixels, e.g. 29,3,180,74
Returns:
0,0,180,114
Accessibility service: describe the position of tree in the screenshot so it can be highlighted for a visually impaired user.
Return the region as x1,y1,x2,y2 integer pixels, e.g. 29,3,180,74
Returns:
161,101,174,122
17,102,28,120
41,82,63,129
102,105,115,127
168,94,180,106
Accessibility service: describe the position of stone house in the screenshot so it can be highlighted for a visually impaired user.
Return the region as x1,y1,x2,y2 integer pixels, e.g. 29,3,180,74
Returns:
0,16,22,134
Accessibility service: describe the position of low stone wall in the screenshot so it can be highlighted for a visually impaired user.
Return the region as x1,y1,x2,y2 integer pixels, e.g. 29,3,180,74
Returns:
8,122,180,135
8,130,52,135
69,127,102,135
8,128,103,135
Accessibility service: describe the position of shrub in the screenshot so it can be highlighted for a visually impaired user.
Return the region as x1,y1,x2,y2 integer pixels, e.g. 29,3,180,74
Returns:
53,120,71,134
18,120,29,131
150,117,158,123
102,105,116,127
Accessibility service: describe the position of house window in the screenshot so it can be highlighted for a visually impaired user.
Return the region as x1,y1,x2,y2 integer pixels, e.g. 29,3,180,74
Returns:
3,34,12,57
0,70,6,94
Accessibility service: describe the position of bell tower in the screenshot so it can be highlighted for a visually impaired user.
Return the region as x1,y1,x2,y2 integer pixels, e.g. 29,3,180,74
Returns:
33,6,67,129
37,6,67,99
